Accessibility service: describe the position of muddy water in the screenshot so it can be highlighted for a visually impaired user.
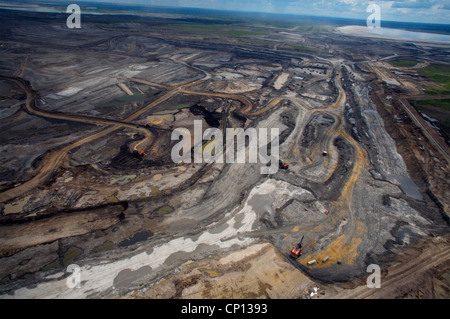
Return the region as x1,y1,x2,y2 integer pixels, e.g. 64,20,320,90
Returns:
3,195,31,214
113,265,153,290
189,104,221,128
118,231,152,248
387,174,423,201
248,194,275,230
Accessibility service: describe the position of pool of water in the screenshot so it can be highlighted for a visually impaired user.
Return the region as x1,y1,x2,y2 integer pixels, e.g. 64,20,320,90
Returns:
387,174,423,201
0,5,62,13
118,231,152,248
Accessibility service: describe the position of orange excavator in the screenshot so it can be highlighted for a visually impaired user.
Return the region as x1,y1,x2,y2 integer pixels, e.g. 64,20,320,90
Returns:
290,235,304,258
133,149,146,157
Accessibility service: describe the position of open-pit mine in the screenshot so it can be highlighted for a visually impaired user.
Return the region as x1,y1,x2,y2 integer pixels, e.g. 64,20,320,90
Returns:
0,7,449,300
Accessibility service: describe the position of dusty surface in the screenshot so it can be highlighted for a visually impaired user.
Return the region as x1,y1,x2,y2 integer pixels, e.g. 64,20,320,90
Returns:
123,236,449,299
124,243,315,299
328,234,450,299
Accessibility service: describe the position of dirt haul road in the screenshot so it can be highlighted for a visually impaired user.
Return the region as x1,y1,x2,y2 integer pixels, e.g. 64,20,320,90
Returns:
367,64,450,164
331,235,450,299
0,60,212,203
0,30,445,299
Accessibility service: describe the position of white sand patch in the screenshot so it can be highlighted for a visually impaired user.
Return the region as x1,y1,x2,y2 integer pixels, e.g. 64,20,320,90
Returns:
56,87,83,97
273,72,289,90
56,77,118,98
215,71,243,80
7,180,309,298
129,64,150,71
9,228,253,298
113,70,143,78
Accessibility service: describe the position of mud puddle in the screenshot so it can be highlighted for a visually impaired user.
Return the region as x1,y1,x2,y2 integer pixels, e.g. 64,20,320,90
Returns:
118,231,152,248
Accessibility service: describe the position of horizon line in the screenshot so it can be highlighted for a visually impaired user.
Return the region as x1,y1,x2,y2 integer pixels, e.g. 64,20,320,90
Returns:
1,0,450,26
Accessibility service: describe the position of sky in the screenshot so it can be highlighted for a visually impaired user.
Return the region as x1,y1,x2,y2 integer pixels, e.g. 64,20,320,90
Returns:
70,0,450,24
2,0,448,24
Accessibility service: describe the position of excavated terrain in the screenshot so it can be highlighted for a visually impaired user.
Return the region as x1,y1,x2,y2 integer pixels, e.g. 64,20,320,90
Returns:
0,9,448,299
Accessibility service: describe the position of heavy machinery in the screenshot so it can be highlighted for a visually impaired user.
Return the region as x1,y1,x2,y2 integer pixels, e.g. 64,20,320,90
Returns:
279,159,289,170
290,235,304,258
133,150,146,157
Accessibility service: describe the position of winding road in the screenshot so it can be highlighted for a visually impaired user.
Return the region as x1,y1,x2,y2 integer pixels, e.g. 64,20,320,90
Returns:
0,58,365,219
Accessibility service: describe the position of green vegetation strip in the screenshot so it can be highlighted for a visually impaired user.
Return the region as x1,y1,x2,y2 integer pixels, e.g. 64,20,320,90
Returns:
389,59,418,68
154,23,269,37
294,25,333,32
412,99,450,112
417,64,450,95
98,93,147,108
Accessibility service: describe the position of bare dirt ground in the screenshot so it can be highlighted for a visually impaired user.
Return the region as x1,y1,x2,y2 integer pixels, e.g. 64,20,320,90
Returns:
124,243,315,299
329,234,450,299
124,235,449,299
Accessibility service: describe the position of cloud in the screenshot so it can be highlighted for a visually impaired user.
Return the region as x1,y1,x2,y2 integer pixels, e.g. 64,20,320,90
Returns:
339,0,359,5
70,0,450,23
